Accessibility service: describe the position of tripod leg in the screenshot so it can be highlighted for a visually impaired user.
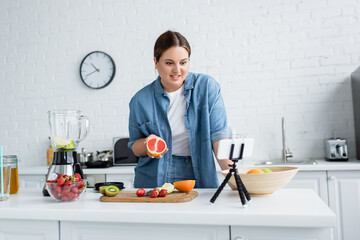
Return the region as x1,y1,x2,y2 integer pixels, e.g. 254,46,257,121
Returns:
210,170,232,203
234,170,251,201
233,171,246,205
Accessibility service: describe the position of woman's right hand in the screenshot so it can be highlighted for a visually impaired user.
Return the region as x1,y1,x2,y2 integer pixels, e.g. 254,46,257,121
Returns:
144,134,168,159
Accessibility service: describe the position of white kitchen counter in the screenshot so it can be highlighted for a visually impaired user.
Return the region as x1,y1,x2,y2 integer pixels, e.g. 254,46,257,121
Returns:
253,158,360,171
0,188,335,228
19,159,360,175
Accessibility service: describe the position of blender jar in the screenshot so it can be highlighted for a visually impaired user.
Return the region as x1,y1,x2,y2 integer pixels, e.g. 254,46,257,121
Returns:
48,110,90,151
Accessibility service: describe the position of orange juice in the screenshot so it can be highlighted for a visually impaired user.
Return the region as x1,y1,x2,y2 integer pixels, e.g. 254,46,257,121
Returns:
4,155,19,194
10,167,19,194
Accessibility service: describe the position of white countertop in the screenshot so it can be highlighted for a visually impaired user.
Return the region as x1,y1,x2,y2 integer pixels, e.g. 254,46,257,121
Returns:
19,159,360,175
0,188,335,228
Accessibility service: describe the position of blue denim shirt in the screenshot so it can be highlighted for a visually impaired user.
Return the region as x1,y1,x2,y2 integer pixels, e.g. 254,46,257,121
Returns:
128,72,230,188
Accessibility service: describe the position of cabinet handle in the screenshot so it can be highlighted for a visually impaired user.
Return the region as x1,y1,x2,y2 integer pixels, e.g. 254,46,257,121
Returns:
328,176,335,180
234,237,244,240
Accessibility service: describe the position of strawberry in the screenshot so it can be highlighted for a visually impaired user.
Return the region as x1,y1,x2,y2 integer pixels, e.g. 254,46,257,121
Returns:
54,186,62,193
57,177,65,186
158,189,167,197
136,188,145,197
61,196,69,201
69,175,75,182
149,189,159,198
74,173,81,180
54,193,62,200
61,188,70,196
78,181,85,189
56,174,63,180
67,192,75,200
71,187,79,194
64,180,73,188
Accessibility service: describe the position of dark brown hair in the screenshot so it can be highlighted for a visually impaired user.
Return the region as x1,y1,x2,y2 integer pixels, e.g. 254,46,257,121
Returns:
154,30,191,62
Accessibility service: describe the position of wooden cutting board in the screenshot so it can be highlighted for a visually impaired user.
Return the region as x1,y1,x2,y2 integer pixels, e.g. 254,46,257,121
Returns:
100,190,198,203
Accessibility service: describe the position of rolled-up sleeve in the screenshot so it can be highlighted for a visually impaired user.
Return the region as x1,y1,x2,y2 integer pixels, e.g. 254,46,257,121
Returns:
128,99,143,150
207,78,230,144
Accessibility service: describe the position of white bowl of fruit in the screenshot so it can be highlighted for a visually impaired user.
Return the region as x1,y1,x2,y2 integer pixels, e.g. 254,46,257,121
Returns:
46,173,86,202
222,166,298,196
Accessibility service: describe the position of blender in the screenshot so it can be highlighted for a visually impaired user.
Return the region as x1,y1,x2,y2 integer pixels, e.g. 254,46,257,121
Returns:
43,110,90,196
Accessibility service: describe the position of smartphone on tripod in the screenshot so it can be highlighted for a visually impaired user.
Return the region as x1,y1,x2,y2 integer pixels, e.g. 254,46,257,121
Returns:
210,137,254,205
216,138,254,160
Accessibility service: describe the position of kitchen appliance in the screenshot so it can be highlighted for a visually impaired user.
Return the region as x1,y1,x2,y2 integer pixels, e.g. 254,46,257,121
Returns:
113,137,138,165
351,66,360,160
325,138,348,161
42,110,90,196
77,148,94,166
83,150,113,168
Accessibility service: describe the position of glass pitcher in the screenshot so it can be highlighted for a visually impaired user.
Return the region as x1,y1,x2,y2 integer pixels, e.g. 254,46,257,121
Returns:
48,110,90,151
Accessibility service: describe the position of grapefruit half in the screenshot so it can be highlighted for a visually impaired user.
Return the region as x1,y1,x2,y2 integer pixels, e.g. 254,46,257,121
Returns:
146,137,167,156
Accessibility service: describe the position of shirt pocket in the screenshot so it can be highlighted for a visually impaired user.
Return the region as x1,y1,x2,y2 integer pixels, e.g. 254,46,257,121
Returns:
138,121,160,137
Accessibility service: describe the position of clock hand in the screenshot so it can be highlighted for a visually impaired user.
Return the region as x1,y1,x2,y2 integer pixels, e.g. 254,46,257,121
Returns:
91,63,99,72
85,70,98,77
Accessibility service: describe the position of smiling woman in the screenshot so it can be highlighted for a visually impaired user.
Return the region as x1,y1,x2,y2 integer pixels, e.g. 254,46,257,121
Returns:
154,46,190,92
128,30,233,189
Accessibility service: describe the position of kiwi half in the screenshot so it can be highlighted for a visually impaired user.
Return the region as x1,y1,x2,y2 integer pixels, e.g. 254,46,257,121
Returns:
99,186,107,195
105,186,120,197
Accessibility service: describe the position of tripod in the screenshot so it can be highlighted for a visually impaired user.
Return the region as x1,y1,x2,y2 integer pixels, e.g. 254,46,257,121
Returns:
210,143,251,205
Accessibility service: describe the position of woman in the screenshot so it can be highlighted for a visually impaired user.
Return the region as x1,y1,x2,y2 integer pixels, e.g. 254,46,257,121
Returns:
128,30,233,188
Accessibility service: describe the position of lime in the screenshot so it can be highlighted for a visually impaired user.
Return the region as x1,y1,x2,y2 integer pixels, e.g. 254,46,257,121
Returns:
158,183,175,194
64,141,76,150
262,168,273,173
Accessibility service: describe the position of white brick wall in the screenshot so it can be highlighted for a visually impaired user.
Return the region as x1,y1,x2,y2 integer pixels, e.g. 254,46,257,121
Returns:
1,0,359,167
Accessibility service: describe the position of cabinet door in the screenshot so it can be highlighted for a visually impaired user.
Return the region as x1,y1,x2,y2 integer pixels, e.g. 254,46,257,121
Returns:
0,219,59,240
284,171,328,204
19,174,46,189
106,174,134,189
328,170,360,240
84,174,106,188
231,226,332,240
61,221,229,240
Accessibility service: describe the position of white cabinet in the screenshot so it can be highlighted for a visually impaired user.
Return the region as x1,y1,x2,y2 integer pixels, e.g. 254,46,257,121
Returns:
284,171,328,204
84,174,106,188
106,173,134,189
231,226,332,240
328,170,360,240
0,219,59,240
60,221,229,240
19,174,46,189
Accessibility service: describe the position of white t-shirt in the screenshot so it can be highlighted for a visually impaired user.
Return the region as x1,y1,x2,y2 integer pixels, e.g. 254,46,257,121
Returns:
166,85,191,156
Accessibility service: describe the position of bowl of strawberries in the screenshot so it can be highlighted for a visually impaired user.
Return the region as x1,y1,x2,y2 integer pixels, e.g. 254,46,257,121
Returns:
46,173,86,202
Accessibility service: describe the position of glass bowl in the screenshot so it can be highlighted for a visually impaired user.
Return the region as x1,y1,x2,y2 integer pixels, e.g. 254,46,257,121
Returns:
46,179,87,202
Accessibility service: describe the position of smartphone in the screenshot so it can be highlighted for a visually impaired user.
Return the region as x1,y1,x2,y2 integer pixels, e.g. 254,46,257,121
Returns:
216,138,254,160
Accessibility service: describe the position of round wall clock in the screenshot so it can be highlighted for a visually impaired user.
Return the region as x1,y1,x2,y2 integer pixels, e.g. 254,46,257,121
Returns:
79,51,116,89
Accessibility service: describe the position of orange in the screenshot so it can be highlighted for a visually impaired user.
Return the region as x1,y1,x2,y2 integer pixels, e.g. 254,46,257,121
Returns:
146,137,167,156
173,180,196,192
247,169,264,174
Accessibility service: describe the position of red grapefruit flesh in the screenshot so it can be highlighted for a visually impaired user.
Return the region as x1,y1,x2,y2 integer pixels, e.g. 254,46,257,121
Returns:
146,137,167,156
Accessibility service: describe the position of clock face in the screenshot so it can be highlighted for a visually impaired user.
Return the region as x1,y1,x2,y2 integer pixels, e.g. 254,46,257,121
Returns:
80,51,116,89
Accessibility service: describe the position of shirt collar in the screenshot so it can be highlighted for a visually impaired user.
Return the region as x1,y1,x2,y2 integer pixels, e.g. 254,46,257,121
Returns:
154,72,194,97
